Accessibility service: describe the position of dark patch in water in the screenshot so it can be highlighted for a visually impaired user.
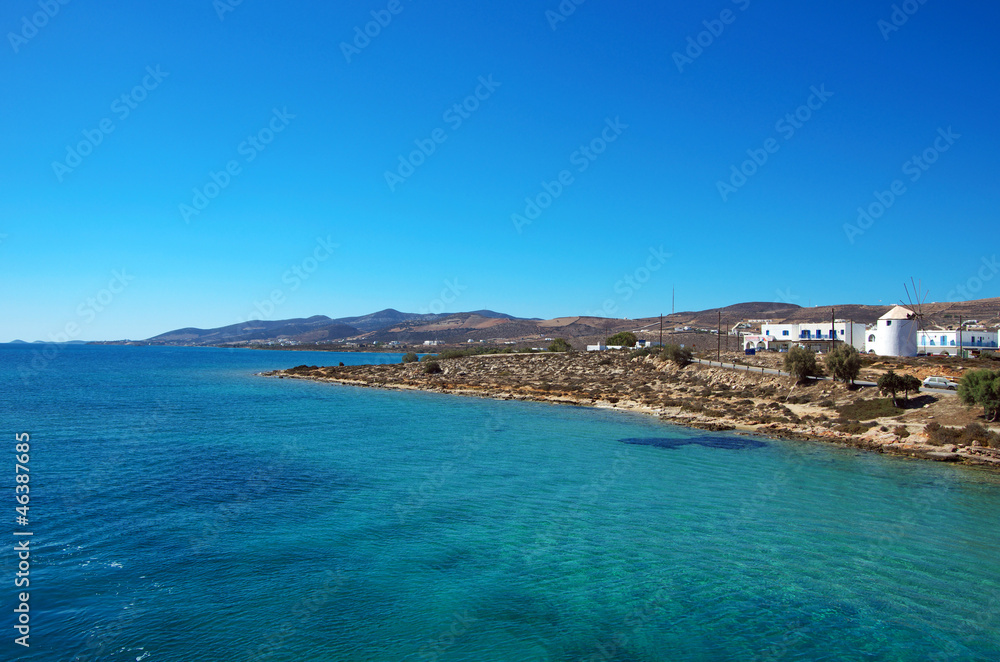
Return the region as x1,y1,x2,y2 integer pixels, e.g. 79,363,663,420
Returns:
619,436,767,451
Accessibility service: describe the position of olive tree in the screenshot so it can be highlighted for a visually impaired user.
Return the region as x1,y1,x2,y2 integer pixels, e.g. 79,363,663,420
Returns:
826,345,861,385
958,369,1000,422
784,346,820,383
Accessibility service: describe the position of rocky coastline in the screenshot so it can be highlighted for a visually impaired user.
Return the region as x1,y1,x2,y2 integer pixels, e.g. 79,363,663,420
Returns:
262,351,1000,469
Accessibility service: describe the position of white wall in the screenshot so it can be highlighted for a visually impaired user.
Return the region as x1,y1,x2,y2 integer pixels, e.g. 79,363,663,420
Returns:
918,329,1000,355
760,322,866,351
871,318,918,357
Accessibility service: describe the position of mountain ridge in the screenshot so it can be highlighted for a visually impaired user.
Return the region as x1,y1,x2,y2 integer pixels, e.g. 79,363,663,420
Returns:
89,297,1000,347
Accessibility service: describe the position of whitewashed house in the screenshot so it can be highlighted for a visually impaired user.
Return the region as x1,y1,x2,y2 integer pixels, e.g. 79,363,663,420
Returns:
918,328,999,356
743,321,866,352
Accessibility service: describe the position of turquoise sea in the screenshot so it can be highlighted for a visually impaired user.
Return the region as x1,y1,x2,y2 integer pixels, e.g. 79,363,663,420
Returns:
3,344,1000,661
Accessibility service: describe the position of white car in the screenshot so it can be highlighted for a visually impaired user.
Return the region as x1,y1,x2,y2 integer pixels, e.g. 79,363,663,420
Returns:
922,376,958,390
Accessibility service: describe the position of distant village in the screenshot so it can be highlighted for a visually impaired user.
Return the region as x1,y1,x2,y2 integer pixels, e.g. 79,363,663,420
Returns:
137,300,1000,361
735,305,998,358
582,305,999,359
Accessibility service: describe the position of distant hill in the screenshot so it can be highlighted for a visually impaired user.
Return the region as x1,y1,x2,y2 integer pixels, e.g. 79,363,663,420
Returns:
334,309,443,333
143,309,528,346
135,298,1000,348
147,315,360,346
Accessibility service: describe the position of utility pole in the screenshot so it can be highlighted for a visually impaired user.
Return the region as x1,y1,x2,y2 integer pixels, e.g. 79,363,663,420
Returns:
850,318,854,349
959,315,963,358
659,313,663,348
831,307,836,351
672,288,675,315
717,310,721,361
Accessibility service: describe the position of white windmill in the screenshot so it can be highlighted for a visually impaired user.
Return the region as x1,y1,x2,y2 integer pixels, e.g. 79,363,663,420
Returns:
873,279,925,357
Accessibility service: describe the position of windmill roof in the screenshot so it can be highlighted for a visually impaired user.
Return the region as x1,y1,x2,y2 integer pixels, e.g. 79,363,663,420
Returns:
879,305,916,320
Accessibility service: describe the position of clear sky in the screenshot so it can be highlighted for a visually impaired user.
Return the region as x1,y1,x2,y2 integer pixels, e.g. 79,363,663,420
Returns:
2,0,998,341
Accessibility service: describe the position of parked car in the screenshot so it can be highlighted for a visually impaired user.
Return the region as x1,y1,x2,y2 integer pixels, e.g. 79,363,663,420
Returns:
921,376,958,390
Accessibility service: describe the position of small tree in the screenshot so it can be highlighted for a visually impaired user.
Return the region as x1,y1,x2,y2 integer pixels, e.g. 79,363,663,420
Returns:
958,369,1000,422
423,361,442,375
661,343,692,367
548,338,572,353
826,345,861,385
606,331,637,347
784,346,819,383
401,352,419,363
878,370,905,407
901,374,922,401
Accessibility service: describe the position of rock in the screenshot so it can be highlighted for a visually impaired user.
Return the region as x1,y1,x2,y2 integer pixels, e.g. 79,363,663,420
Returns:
924,451,962,462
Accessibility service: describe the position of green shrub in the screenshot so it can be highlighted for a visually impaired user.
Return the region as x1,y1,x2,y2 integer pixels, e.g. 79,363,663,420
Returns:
606,331,637,347
837,420,876,435
924,421,1000,447
423,361,442,375
836,398,901,421
661,343,692,367
549,338,572,353
893,425,910,438
784,347,821,382
401,352,419,364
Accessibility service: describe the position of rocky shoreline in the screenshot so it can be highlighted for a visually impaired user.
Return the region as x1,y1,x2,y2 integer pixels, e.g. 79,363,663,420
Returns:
262,351,1000,469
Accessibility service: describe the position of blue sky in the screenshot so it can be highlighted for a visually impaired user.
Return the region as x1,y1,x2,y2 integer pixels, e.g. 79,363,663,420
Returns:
2,0,998,341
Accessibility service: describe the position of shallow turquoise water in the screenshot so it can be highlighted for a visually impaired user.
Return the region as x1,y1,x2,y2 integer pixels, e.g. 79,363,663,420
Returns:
2,345,1000,661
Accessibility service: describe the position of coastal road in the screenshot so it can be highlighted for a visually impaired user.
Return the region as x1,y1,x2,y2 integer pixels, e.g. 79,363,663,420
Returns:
690,357,957,396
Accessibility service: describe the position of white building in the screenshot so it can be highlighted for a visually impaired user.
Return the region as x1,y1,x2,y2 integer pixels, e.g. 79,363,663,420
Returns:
868,305,918,357
742,321,866,352
918,328,999,356
587,341,660,352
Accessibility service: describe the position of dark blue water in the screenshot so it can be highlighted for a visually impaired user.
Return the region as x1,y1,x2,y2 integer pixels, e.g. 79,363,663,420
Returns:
2,345,1000,661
